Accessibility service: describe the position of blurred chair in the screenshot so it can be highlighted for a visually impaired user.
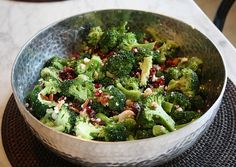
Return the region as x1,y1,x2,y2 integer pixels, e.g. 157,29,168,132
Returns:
213,0,235,31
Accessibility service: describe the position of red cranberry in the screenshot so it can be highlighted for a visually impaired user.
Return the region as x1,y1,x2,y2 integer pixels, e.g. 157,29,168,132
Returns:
94,91,102,97
166,58,179,67
153,78,165,88
95,83,102,89
59,67,76,80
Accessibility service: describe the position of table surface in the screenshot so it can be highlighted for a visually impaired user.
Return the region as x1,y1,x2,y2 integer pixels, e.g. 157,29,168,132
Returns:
0,0,236,166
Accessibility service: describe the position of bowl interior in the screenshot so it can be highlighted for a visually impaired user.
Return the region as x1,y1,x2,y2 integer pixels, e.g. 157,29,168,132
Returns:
12,9,226,111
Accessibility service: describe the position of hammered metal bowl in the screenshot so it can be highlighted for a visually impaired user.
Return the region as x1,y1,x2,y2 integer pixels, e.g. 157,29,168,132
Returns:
11,10,227,166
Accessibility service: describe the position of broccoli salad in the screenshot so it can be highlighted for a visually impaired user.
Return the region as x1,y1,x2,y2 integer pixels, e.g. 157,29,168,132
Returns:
25,22,206,141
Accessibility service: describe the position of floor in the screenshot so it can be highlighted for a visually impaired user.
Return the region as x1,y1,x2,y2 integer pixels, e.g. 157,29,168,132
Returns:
195,0,236,47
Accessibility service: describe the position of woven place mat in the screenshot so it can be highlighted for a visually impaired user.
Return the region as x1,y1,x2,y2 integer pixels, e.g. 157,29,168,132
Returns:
2,79,236,167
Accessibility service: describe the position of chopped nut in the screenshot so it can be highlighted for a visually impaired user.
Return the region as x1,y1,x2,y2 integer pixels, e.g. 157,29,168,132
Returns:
176,107,183,112
118,110,135,122
150,102,158,109
143,88,153,97
126,99,134,107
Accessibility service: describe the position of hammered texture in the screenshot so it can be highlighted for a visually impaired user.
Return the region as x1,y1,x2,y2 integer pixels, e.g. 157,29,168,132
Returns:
3,80,235,167
11,10,226,166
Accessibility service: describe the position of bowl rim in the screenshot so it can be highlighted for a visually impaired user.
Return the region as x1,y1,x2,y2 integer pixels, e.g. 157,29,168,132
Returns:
11,9,227,145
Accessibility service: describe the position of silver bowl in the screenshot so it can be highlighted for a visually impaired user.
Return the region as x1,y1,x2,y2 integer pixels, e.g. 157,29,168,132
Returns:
11,9,227,166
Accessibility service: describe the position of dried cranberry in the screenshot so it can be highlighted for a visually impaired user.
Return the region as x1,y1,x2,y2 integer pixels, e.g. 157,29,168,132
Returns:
71,52,80,59
166,58,179,67
88,109,96,118
153,78,165,88
107,51,114,57
154,43,161,49
97,50,105,59
94,91,102,97
159,64,166,72
95,83,102,89
59,67,76,80
150,67,157,76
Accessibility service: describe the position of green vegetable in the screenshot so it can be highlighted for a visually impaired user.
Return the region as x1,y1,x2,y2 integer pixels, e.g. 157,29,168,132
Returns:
152,125,169,136
75,55,103,80
40,67,59,80
165,67,182,81
116,77,141,101
178,57,203,72
159,40,179,58
152,50,166,64
165,91,191,110
54,105,77,133
138,94,175,131
140,56,153,86
167,68,199,97
104,85,126,112
40,78,61,96
60,77,94,102
25,85,48,119
74,115,102,140
103,123,128,141
87,26,104,46
45,56,68,70
170,110,201,125
99,28,121,53
104,50,135,78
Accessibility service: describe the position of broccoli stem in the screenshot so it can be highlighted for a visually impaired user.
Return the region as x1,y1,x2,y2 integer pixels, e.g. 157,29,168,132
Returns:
152,125,169,136
146,105,175,132
140,56,153,86
96,113,111,125
116,82,141,101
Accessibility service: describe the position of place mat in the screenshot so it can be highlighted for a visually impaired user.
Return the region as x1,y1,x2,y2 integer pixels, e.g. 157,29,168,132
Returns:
2,79,236,167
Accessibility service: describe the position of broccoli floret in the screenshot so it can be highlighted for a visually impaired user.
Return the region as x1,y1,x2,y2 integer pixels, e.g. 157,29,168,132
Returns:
170,110,201,125
40,78,61,96
99,28,121,53
95,112,132,141
116,77,141,101
45,56,68,70
167,68,199,97
75,55,103,80
103,123,128,141
152,125,169,136
25,85,48,119
74,115,102,140
97,77,115,87
165,67,182,81
134,47,154,63
53,105,77,133
104,85,126,112
159,40,179,58
152,50,166,64
165,91,191,110
140,56,153,86
104,50,135,78
136,129,153,139
138,94,175,131
118,32,156,51
40,108,55,127
191,95,205,110
95,112,136,141
187,57,203,72
60,76,94,102
40,67,59,80
87,26,104,46
178,57,203,72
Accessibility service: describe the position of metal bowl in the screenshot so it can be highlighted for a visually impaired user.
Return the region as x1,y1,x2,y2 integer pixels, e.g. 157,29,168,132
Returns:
11,9,227,166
